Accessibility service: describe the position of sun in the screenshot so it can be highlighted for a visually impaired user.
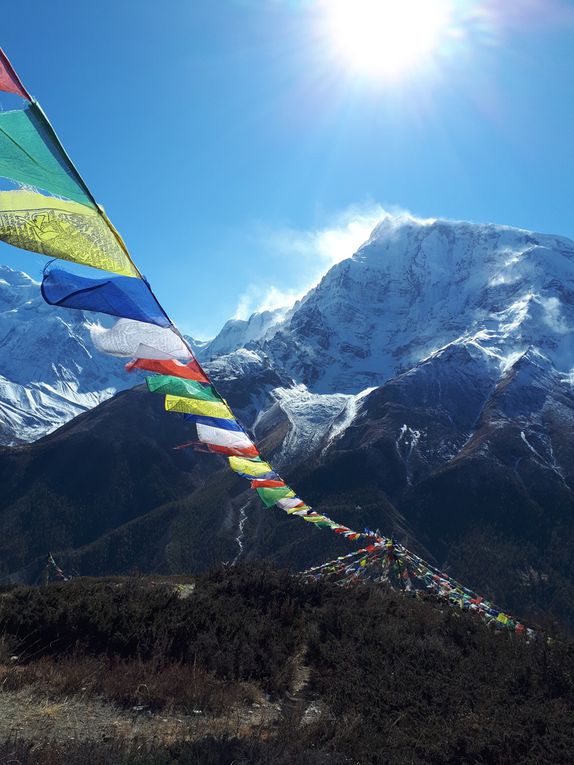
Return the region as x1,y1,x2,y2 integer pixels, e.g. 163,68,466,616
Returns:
326,0,453,81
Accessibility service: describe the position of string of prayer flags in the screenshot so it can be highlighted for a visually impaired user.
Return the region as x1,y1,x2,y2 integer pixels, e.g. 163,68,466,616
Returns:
42,267,170,327
0,47,377,552
303,539,533,635
0,47,534,637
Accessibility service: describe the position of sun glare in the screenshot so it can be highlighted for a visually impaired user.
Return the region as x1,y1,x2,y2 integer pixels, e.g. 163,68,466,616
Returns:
327,0,453,81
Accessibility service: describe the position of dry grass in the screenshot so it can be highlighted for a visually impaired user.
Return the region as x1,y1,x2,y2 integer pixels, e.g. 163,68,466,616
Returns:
0,655,262,716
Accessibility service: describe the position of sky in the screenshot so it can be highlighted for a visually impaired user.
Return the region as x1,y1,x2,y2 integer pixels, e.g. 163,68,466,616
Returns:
1,0,573,339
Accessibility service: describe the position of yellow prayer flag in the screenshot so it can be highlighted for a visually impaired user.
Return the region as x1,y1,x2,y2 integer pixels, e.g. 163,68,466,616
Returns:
228,456,274,477
0,190,139,277
286,505,311,514
165,395,234,419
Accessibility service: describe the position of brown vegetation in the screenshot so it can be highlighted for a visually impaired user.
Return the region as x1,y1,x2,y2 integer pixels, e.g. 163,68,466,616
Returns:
0,564,573,764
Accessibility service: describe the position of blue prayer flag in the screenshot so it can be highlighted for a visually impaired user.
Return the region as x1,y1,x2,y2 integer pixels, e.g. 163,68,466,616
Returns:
41,267,170,327
183,414,244,432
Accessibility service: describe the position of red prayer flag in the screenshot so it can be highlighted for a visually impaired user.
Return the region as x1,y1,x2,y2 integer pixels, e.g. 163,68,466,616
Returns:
250,479,286,489
126,356,209,383
174,440,259,458
0,49,31,100
206,443,259,458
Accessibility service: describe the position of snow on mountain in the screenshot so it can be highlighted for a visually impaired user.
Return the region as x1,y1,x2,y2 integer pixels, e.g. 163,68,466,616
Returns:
199,216,574,469
253,384,356,468
201,306,292,361
0,265,135,444
261,217,574,393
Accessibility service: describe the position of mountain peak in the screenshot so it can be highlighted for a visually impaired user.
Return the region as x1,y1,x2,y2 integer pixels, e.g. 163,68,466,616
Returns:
253,216,574,393
0,263,39,288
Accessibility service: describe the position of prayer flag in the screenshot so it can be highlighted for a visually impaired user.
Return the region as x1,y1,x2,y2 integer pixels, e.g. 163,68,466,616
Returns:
42,268,170,326
0,190,139,277
182,414,244,432
256,486,297,507
276,497,306,511
165,394,234,419
90,319,190,359
205,443,259,457
228,456,274,478
0,103,91,206
303,513,328,524
175,441,258,457
146,375,220,401
196,421,258,454
0,49,30,100
250,479,286,489
126,356,209,383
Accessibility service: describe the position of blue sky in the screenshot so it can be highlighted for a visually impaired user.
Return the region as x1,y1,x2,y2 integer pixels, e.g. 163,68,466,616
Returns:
1,0,573,338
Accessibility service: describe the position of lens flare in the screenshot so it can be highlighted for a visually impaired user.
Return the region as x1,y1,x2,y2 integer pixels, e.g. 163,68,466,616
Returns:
326,0,453,81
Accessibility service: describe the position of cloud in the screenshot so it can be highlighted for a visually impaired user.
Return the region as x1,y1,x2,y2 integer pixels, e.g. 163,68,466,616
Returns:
262,201,393,269
233,284,304,321
232,201,422,320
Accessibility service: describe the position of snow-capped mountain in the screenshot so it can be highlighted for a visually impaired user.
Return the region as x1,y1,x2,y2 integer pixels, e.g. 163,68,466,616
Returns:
0,265,134,444
260,217,574,393
199,216,574,471
201,306,292,361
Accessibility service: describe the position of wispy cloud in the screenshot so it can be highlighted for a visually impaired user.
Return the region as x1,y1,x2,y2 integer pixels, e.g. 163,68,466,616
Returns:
261,201,393,268
232,201,417,320
233,285,303,321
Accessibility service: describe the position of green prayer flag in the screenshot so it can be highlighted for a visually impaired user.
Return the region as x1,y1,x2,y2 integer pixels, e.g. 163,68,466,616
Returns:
0,103,93,207
146,375,220,402
256,485,296,508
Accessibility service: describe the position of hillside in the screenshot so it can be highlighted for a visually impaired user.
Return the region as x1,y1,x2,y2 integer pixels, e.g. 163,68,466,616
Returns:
1,565,573,765
2,362,574,633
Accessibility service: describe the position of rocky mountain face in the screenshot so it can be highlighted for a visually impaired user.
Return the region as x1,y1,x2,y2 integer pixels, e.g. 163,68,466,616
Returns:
1,216,574,630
